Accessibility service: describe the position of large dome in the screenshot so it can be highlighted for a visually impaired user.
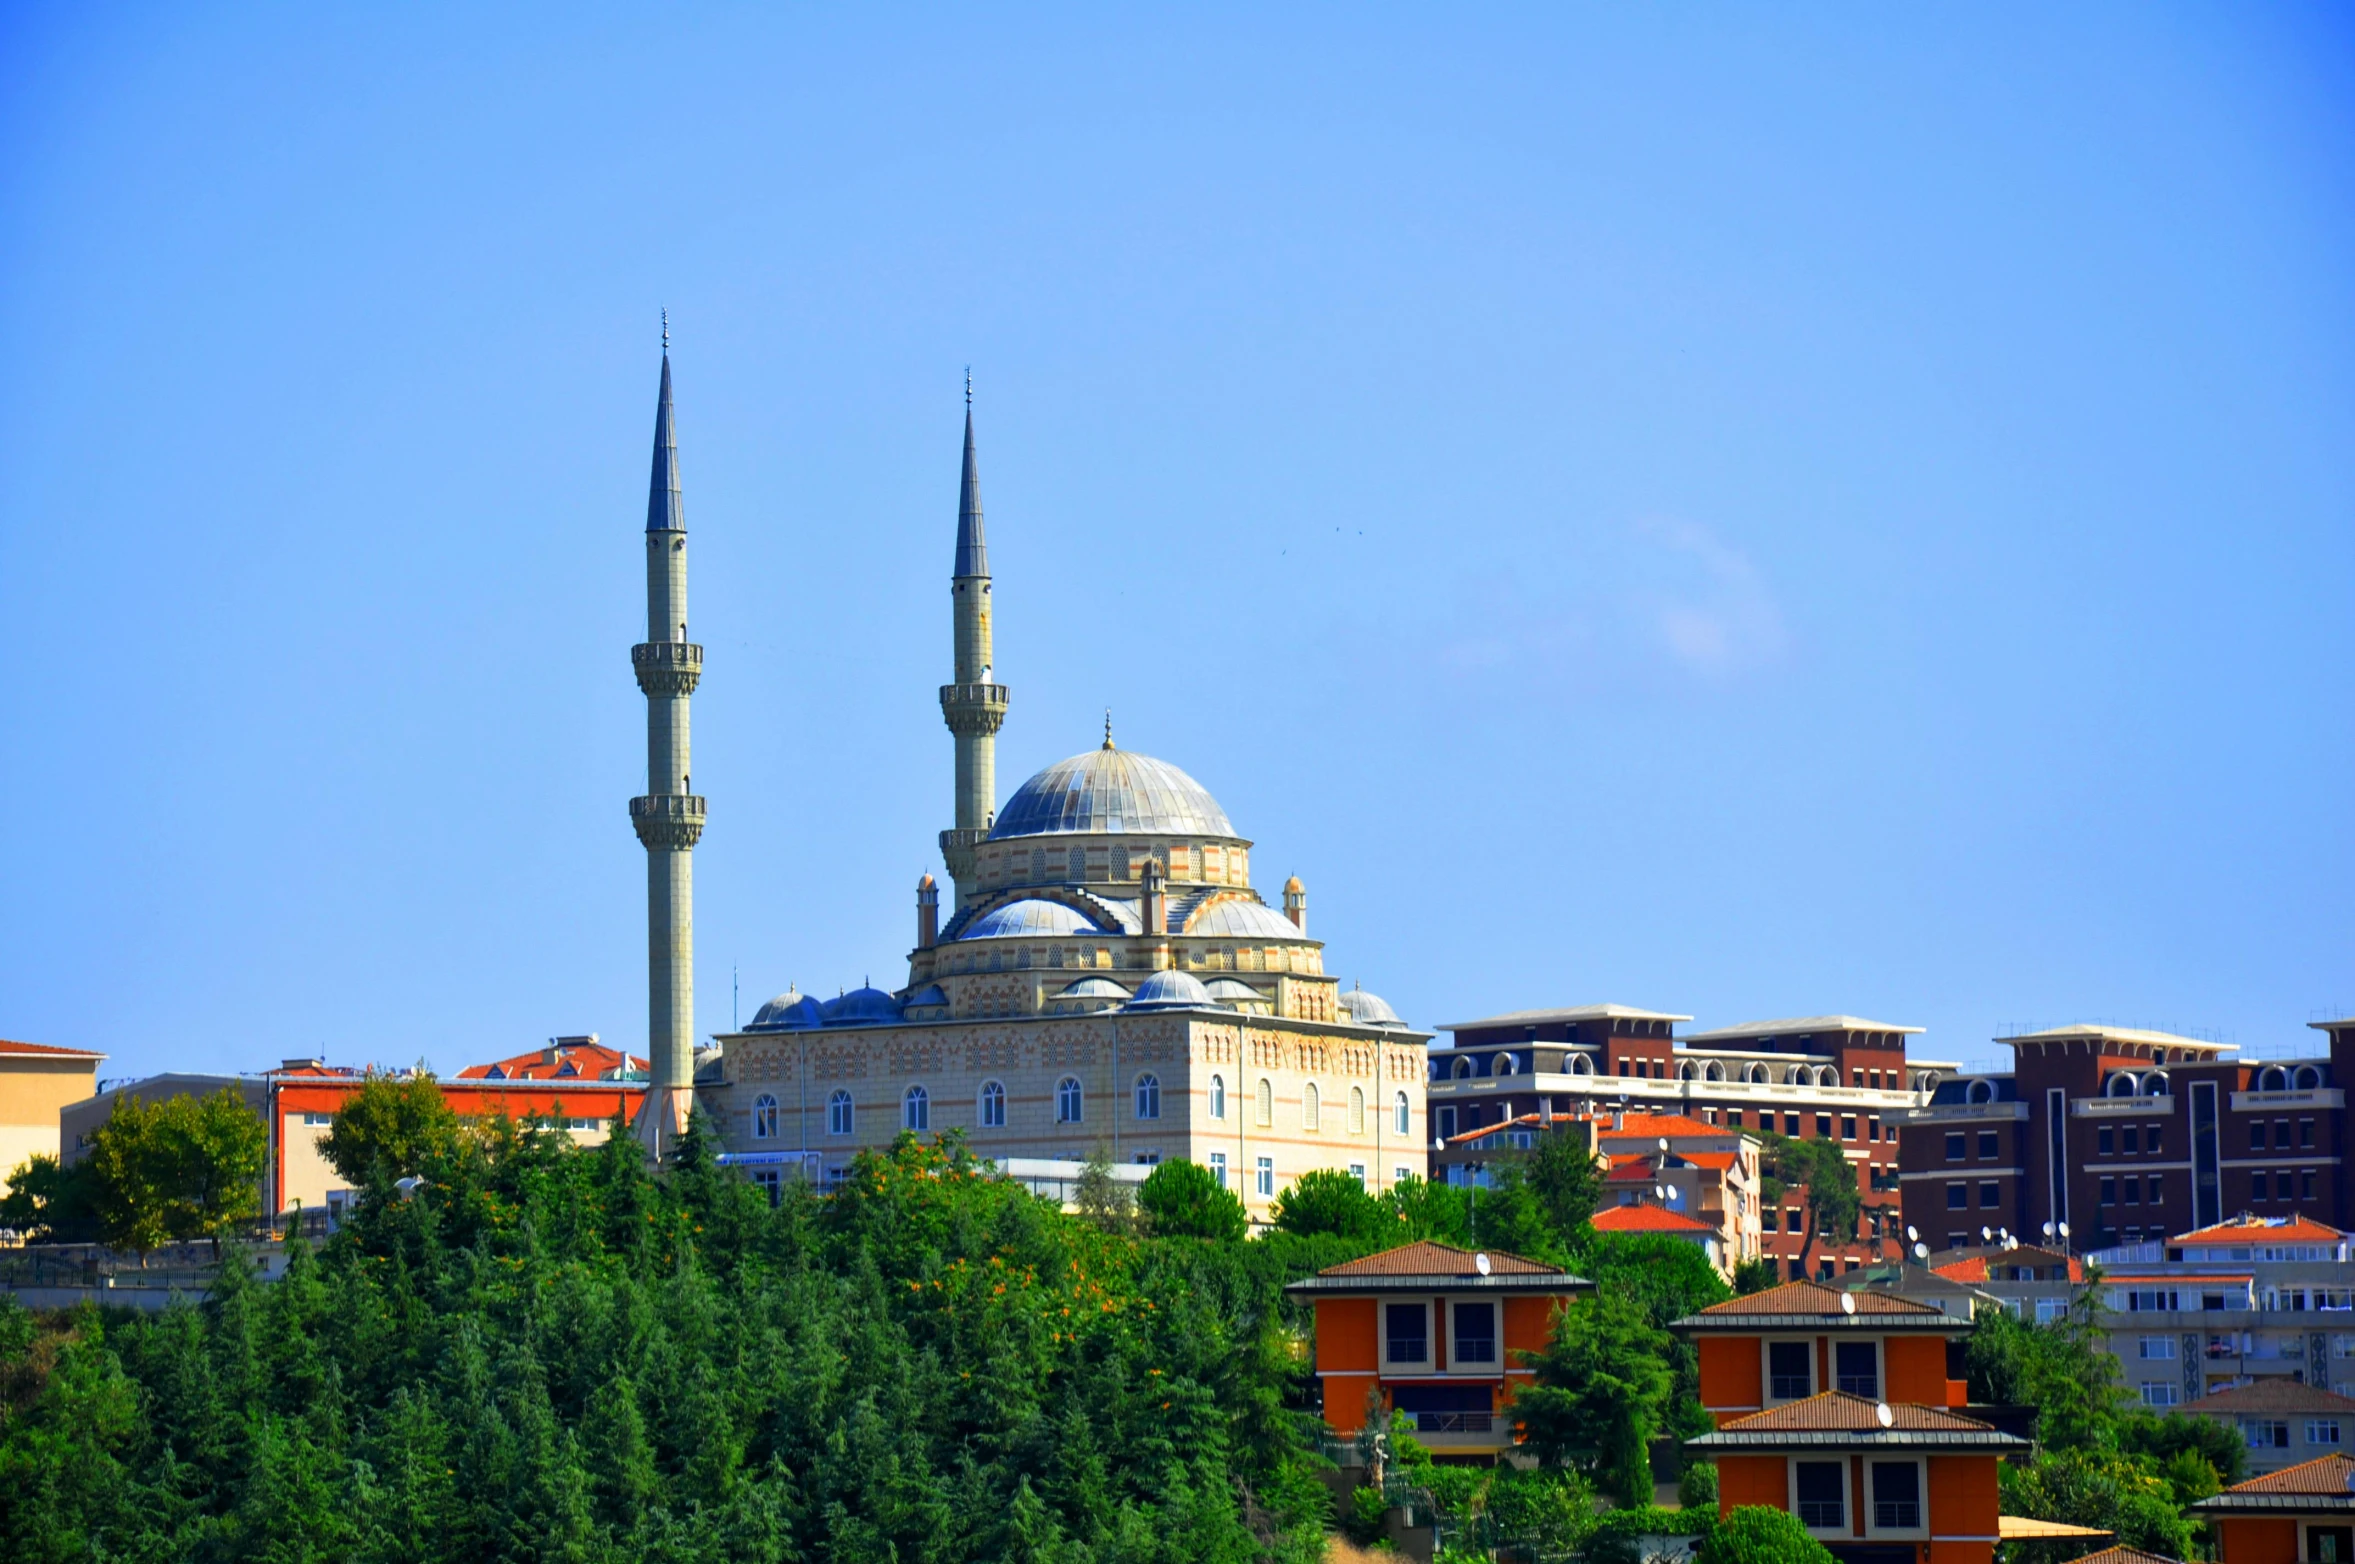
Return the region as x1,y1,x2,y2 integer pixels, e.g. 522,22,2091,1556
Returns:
989,745,1236,840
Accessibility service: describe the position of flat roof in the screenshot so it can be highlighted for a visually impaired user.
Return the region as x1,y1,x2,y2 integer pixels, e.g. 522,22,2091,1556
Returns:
1439,1003,1693,1032
2311,1018,2355,1031
1682,1015,1924,1043
2000,1024,2234,1053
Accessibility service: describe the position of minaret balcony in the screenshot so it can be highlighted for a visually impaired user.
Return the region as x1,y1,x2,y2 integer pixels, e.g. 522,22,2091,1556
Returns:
630,793,707,849
632,641,704,696
939,681,1010,736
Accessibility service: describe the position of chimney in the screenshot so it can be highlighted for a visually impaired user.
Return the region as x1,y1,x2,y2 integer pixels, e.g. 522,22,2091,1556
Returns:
916,873,939,949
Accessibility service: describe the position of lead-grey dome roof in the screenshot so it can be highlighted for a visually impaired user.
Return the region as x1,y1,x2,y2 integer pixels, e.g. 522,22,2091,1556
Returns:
1125,970,1219,1011
1338,986,1406,1029
989,745,1236,840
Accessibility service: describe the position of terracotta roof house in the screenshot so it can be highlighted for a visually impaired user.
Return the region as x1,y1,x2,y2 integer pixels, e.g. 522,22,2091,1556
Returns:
2183,1382,2355,1478
1286,1242,1586,1463
2193,1453,2355,1564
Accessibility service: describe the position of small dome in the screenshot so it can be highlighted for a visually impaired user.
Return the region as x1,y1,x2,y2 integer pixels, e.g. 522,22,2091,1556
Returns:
903,984,949,1009
1202,978,1265,1002
1338,987,1406,1029
917,872,936,890
747,989,824,1031
821,986,904,1027
1179,898,1304,939
1125,970,1219,1011
1055,977,1132,999
957,898,1112,940
1283,875,1304,894
989,747,1236,840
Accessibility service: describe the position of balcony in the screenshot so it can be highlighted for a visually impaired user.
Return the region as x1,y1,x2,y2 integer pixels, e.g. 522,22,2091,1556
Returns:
2232,1089,2345,1111
1902,1101,2031,1123
1411,1411,1494,1435
2071,1096,2175,1118
1875,1502,1922,1530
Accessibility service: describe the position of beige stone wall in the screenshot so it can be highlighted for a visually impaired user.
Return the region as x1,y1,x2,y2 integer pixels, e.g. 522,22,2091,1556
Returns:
0,1056,102,1196
712,1012,1429,1220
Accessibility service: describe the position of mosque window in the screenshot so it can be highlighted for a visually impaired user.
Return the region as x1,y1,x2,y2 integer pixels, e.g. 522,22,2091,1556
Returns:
1116,848,1133,880
1136,1073,1161,1120
1395,1092,1411,1136
904,1085,930,1132
827,1091,853,1137
752,1094,778,1140
1050,947,1064,968
1210,1074,1227,1119
1068,846,1085,879
1056,1077,1084,1124
1256,1078,1273,1127
1031,848,1047,881
1350,1087,1366,1135
1304,1083,1321,1131
979,1080,1006,1127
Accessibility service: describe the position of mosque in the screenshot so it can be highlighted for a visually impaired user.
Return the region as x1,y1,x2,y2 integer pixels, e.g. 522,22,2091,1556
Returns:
646,362,1432,1216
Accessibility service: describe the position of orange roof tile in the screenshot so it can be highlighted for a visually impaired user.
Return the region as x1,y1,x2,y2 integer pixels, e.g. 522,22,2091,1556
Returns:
2186,1381,2355,1416
1316,1240,1559,1278
1718,1392,1995,1433
0,1038,105,1059
1592,1113,1721,1139
2174,1215,2347,1246
458,1042,647,1082
2060,1547,2184,1564
1933,1247,2084,1284
1591,1204,1715,1235
1695,1280,1945,1318
2222,1453,2355,1496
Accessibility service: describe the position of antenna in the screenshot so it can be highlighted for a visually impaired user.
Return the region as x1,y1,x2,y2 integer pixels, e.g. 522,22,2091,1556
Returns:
965,366,972,407
661,308,670,353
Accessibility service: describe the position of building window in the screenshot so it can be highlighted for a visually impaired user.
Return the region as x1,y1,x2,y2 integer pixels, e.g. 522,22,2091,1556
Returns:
1395,1092,1411,1136
1980,1181,2000,1208
2151,1125,2165,1155
1815,1114,1833,1139
1209,1151,1228,1187
2100,1177,2116,1205
1256,1156,1273,1197
1349,1086,1366,1134
2123,1125,2140,1154
1794,1461,1846,1529
1947,1183,1967,1210
2036,1298,2069,1324
1385,1302,1429,1365
1835,1342,1879,1398
1437,1105,1455,1140
1395,1166,1410,1186
2141,1383,2178,1407
2251,1121,2267,1153
1453,1301,1498,1364
1349,1163,1366,1187
1255,1078,1273,1127
2306,1170,2320,1202
2310,1421,2344,1446
978,1080,1006,1127
903,1085,929,1132
751,1168,782,1208
2303,1119,2318,1149
1768,1341,1813,1400
2100,1126,2115,1156
1303,1082,1320,1131
2123,1176,2140,1204
2277,1119,2294,1150
827,1090,853,1137
2139,1336,2176,1359
752,1094,778,1140
1055,1077,1083,1123
2149,1175,2165,1204
1210,1075,1226,1119
1841,1115,1857,1141
1869,1460,1921,1530
1135,1073,1161,1120
1135,1151,1160,1165
1762,1209,1780,1232
2243,1420,2291,1450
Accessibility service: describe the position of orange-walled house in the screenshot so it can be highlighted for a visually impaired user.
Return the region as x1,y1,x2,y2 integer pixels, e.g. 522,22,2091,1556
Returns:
1676,1281,2025,1564
2193,1454,2355,1564
1285,1241,1587,1462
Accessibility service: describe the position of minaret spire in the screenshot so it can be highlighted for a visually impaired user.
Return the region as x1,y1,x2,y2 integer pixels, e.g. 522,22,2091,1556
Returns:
939,376,1010,908
628,321,706,1155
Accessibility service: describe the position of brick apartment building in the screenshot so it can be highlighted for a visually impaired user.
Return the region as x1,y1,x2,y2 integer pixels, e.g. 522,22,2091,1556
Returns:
1899,1019,2355,1254
1430,1007,1952,1278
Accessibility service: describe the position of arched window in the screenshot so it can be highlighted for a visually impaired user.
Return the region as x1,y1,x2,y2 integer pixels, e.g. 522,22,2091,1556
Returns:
2259,1066,2289,1092
1705,1061,1726,1082
979,1080,1006,1127
1350,1086,1366,1134
1816,1066,1839,1087
1965,1079,1995,1104
2294,1065,2322,1090
1056,1076,1083,1124
1135,1073,1161,1120
2108,1072,2142,1098
1453,1056,1473,1079
827,1090,853,1136
1496,1053,1519,1077
1304,1082,1321,1131
1570,1054,1593,1077
904,1085,930,1132
1210,1074,1227,1119
1748,1063,1772,1085
1394,1091,1410,1136
2145,1070,2170,1097
1256,1077,1273,1126
1680,1062,1699,1082
752,1094,778,1139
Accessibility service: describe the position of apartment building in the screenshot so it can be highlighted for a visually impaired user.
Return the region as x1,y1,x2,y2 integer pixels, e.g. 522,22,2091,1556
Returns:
1430,1006,1950,1278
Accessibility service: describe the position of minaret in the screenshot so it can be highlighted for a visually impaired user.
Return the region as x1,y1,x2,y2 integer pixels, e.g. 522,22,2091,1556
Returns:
938,375,1009,907
628,319,705,1155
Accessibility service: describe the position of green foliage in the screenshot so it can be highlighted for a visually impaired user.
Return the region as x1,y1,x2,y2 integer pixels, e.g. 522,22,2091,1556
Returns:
1383,1175,1472,1245
1345,1484,1389,1544
1754,1133,1859,1266
1730,1258,1780,1296
1522,1127,1605,1239
1072,1141,1137,1235
1516,1286,1674,1505
1999,1447,2195,1564
322,1070,466,1187
0,1110,1341,1562
2121,1408,2246,1486
1271,1168,1390,1241
1693,1505,1834,1564
83,1088,267,1254
1677,1459,1717,1512
1137,1157,1248,1241
1579,1504,1713,1564
1964,1294,2129,1451
0,1154,102,1244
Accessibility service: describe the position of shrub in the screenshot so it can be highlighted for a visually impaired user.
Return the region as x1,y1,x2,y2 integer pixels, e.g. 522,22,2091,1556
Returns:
1137,1158,1248,1241
1694,1506,1836,1564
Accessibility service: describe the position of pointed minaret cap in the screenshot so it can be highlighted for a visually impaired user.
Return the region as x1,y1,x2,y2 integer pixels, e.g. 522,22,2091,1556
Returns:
646,318,684,533
954,373,987,577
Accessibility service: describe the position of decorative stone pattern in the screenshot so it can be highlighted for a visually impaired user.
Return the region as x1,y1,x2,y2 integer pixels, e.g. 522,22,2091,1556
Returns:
630,794,707,850
632,640,704,696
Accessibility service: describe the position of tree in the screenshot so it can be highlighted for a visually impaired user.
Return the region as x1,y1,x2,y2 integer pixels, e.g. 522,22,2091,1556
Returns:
1137,1158,1248,1241
1271,1168,1389,1241
1073,1142,1137,1234
2121,1408,2246,1486
1999,1448,2195,1563
1730,1258,1780,1295
1385,1175,1472,1245
84,1088,266,1257
1964,1292,2129,1451
1695,1506,1836,1564
1521,1127,1604,1242
323,1071,464,1186
1515,1289,1674,1505
0,1154,102,1243
1756,1133,1859,1272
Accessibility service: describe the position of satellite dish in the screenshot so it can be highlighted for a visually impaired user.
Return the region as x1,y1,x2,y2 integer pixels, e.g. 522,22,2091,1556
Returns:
1658,1137,1671,1152
1906,1226,1920,1243
1997,1227,2010,1241
1655,1184,1669,1200
1875,1402,1894,1429
1913,1242,1930,1259
2042,1220,2056,1238
1475,1252,1493,1276
1980,1226,1993,1243
2058,1222,2071,1239
1841,1292,1857,1315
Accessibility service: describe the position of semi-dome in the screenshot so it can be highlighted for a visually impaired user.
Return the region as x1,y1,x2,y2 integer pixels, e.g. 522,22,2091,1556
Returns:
1337,986,1405,1029
746,988,823,1031
989,744,1235,840
821,986,904,1027
1055,976,1132,999
1180,898,1304,939
1124,969,1220,1011
957,898,1112,940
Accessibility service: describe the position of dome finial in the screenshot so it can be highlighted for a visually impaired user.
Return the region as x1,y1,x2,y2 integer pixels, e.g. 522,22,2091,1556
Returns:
1103,709,1115,750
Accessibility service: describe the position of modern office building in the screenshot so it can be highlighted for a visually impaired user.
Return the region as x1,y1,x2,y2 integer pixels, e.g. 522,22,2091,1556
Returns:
1429,1009,1950,1278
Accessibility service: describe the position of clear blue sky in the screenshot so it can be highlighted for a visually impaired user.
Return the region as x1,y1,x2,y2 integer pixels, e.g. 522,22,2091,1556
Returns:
3,5,2349,1084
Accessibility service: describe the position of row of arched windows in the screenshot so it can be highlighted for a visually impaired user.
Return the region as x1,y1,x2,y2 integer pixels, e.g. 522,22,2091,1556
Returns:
748,1077,1414,1138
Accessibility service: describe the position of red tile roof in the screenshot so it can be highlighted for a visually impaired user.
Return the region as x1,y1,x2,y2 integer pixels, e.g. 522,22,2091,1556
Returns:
1933,1247,2084,1284
2175,1215,2347,1246
2060,1548,2185,1564
1591,1204,1715,1235
0,1038,105,1059
1591,1113,1721,1139
2223,1453,2355,1495
1717,1392,1994,1433
2186,1381,2355,1416
1316,1241,1558,1278
1696,1281,1945,1318
458,1042,647,1082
